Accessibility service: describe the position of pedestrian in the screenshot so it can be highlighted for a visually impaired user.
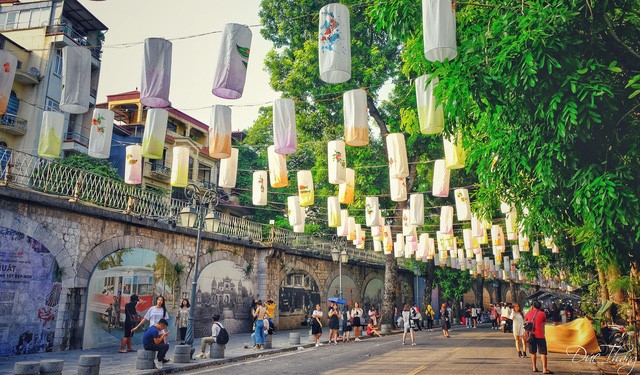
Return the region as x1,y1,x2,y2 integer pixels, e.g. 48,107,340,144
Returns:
351,302,364,342
464,305,472,328
105,304,114,332
490,304,498,330
368,306,379,328
328,302,340,345
495,303,502,330
402,304,416,345
119,294,139,353
265,298,277,333
195,314,224,358
471,304,478,328
511,303,527,358
501,302,512,333
525,300,553,374
425,304,435,331
341,308,352,343
132,296,169,341
175,299,190,345
412,304,423,331
440,303,451,338
311,303,323,347
253,300,267,349
142,318,170,365
367,321,382,337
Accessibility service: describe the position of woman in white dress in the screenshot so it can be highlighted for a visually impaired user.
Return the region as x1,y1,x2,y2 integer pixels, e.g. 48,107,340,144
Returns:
132,296,170,341
510,303,526,358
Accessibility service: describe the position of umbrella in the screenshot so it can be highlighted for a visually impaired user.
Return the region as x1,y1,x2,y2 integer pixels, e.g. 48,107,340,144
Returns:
328,297,347,305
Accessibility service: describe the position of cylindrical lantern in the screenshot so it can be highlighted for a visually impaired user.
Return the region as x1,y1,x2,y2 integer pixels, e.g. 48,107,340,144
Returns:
471,214,484,238
432,159,450,197
512,245,520,261
218,148,239,188
491,225,505,252
273,98,297,154
347,216,357,241
252,171,268,206
212,23,252,99
463,228,473,251
394,233,404,258
88,108,115,159
297,170,314,206
386,133,409,178
327,196,341,227
140,38,172,108
390,169,407,202
328,140,347,184
356,228,366,250
0,50,17,115
170,146,190,187
344,89,369,146
519,233,530,252
409,193,424,225
288,196,304,227
337,209,349,237
338,168,355,204
124,144,142,185
354,224,363,246
402,210,414,236
383,225,393,254
416,74,444,135
38,111,64,158
371,225,382,240
500,201,512,214
422,0,457,62
318,3,351,84
60,46,90,114
443,132,466,169
268,145,289,188
427,237,436,259
294,223,305,234
440,206,454,234
454,188,471,221
208,105,232,159
373,240,382,252
505,209,518,241
141,108,168,159
544,237,554,249
365,196,380,227
418,233,428,258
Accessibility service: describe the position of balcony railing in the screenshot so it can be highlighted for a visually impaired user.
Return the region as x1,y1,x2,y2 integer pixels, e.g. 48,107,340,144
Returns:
64,131,89,146
149,162,170,180
47,24,102,61
0,114,28,135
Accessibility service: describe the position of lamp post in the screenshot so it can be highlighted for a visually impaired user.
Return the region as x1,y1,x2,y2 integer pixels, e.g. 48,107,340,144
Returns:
179,183,220,346
331,236,349,299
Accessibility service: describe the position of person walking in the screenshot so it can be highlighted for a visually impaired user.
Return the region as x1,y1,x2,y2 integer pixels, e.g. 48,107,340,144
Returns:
412,304,423,331
119,294,139,353
464,305,472,328
328,302,340,345
511,303,527,358
402,304,416,345
175,299,190,345
525,301,553,374
490,304,498,330
142,318,170,365
471,304,478,328
132,296,169,341
341,308,352,343
311,303,324,347
440,303,451,338
351,302,364,342
195,314,224,358
425,304,435,331
253,300,267,349
501,302,512,333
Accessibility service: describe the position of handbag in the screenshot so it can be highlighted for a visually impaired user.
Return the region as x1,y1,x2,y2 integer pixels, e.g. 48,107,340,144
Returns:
525,311,539,344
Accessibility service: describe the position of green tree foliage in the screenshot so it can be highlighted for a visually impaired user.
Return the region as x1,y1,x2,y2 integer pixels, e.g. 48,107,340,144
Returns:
57,153,122,181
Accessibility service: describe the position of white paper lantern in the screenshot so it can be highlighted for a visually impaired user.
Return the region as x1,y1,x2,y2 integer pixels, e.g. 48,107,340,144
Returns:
512,245,521,261
409,194,425,226
297,170,314,207
422,0,457,62
60,46,90,114
338,168,355,204
124,144,142,185
416,74,444,135
88,109,115,159
386,133,409,178
405,239,416,259
267,145,289,188
440,206,454,234
491,225,505,253
212,23,252,99
347,216,357,241
402,210,414,236
354,224,363,246
463,228,473,251
373,240,382,252
500,201,512,214
443,132,466,169
170,146,189,187
454,188,471,221
418,233,429,258
371,225,382,240
319,3,351,84
505,209,518,241
208,105,232,159
344,88,369,146
38,111,64,158
0,50,17,115
337,209,349,237
294,222,305,233
471,214,484,238
141,108,168,159
432,159,450,197
288,196,304,227
427,237,436,259
252,171,268,206
273,98,297,154
218,148,239,188
390,169,407,202
327,196,341,228
140,38,172,108
394,233,404,258
365,196,380,227
328,140,347,184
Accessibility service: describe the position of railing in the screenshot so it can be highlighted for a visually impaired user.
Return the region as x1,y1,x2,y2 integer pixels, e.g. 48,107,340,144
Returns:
47,24,102,61
64,131,89,146
149,162,171,180
1,114,28,133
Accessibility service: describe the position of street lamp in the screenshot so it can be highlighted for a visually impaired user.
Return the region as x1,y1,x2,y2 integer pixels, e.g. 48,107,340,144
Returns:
178,183,219,346
331,237,349,299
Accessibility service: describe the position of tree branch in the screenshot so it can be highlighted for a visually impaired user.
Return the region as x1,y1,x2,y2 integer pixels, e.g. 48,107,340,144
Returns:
367,96,390,137
603,13,640,62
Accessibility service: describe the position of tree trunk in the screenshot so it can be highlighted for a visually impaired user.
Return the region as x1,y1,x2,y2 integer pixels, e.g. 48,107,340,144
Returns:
509,280,518,305
598,263,610,302
495,281,503,303
472,275,484,308
381,253,398,325
607,264,624,305
424,259,435,308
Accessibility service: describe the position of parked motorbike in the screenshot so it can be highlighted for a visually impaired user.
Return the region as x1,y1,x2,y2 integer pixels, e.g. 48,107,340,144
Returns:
597,324,627,355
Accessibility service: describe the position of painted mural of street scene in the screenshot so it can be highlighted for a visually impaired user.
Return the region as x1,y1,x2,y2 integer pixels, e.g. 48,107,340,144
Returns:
0,227,61,356
326,275,357,306
279,271,321,324
363,278,384,312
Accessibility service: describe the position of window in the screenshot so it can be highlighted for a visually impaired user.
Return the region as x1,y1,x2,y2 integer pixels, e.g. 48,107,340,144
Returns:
0,8,50,30
198,163,211,183
45,98,59,112
53,49,62,76
166,120,177,133
188,157,194,180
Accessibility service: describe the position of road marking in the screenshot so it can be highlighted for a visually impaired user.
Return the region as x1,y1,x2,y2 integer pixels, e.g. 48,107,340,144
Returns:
406,347,461,375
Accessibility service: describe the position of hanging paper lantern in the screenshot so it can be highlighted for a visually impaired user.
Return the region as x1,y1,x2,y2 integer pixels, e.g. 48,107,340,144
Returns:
463,228,473,251
409,194,425,226
440,206,454,234
382,225,393,254
505,209,518,241
373,240,382,252
443,132,466,170
328,140,347,184
390,170,407,202
208,105,232,159
415,74,444,135
327,196,341,227
512,245,521,261
337,209,349,237
405,239,416,259
273,98,297,154
297,170,314,207
519,232,530,251
124,144,142,185
344,89,369,146
356,228,366,250
471,214,484,238
544,237,554,249
386,133,409,178
140,38,172,108
394,233,404,258
60,46,90,114
88,108,115,159
38,111,64,158
347,216,357,241
418,233,428,258
267,145,289,188
432,159,450,197
552,244,560,254
294,223,305,233
402,210,414,236
500,201,512,214
218,148,239,188
453,188,471,221
288,196,304,227
427,237,436,259
365,196,380,227
141,108,168,159
212,23,252,99
491,225,505,253
252,171,268,206
422,0,457,62
318,3,351,84
170,146,190,188
354,224,363,246
0,50,17,115
338,168,355,204
371,225,382,240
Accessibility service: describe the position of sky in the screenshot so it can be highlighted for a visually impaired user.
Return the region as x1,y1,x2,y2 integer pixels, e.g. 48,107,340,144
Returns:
82,0,280,131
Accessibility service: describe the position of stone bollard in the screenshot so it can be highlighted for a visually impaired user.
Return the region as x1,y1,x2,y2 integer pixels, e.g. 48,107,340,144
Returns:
173,345,192,363
264,334,273,349
209,343,225,359
135,350,156,370
380,324,392,335
39,360,64,375
13,361,39,375
289,332,301,346
77,355,101,375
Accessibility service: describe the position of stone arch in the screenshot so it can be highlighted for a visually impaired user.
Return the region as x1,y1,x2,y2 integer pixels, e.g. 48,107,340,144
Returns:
277,258,322,294
0,208,74,287
362,272,384,310
195,250,254,292
324,267,357,298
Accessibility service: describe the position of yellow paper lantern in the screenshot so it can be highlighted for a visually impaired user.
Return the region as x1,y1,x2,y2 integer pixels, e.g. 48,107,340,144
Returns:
416,74,444,135
505,209,518,241
208,105,232,159
386,133,409,178
519,233,530,252
141,108,168,159
297,170,314,207
383,225,393,254
124,144,142,185
170,146,190,188
218,148,238,188
347,216,357,241
327,196,341,228
268,145,289,188
37,111,64,159
328,140,347,184
443,132,465,169
491,225,505,253
338,168,355,204
252,171,268,206
344,88,369,146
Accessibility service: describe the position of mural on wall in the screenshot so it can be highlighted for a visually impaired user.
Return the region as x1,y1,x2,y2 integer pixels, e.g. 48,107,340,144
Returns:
363,278,384,311
195,260,254,336
83,248,179,349
398,280,413,307
0,227,61,356
327,275,357,307
279,271,321,321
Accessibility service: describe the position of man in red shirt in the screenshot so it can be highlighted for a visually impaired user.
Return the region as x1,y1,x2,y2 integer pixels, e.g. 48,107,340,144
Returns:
525,301,553,374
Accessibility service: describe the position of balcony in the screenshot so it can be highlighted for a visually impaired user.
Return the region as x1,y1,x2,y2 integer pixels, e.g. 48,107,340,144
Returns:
62,131,88,154
14,66,41,85
150,162,171,181
47,24,102,62
0,114,28,136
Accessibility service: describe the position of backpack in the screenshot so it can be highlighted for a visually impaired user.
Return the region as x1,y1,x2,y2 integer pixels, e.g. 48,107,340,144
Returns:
215,323,229,345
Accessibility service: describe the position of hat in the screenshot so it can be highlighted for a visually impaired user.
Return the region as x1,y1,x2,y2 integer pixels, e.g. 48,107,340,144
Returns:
130,294,139,302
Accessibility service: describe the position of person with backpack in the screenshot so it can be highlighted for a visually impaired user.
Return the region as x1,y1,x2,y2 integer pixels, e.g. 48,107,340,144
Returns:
195,314,229,358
